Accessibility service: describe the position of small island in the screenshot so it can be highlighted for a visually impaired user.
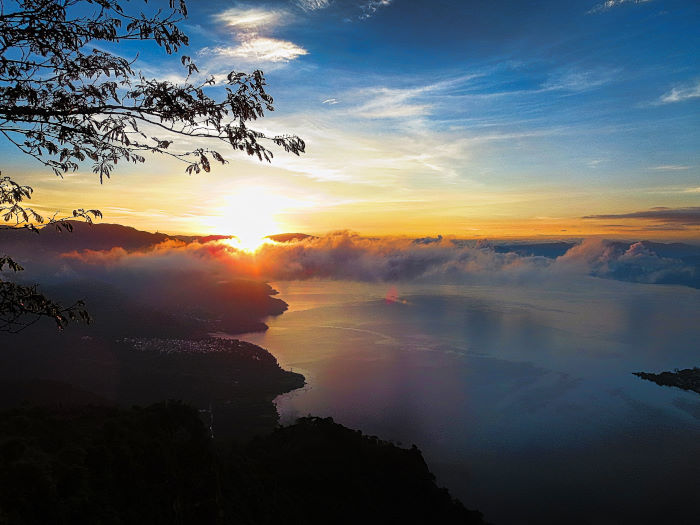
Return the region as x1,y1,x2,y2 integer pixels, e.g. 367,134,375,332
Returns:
633,367,700,395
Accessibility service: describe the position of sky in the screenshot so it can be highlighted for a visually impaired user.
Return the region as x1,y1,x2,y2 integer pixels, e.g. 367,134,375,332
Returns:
4,0,700,241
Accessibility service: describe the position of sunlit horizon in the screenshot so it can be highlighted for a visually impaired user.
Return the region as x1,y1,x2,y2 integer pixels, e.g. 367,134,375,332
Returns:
3,0,698,243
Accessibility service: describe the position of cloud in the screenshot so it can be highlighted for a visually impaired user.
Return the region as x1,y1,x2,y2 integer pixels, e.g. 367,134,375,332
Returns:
214,7,286,30
322,98,339,105
648,165,691,171
202,38,308,63
588,0,652,14
55,233,550,285
298,0,330,11
658,81,700,104
207,6,307,65
543,70,614,92
360,0,393,19
296,0,392,19
354,86,432,118
347,74,482,120
553,239,697,286
44,232,698,290
583,207,700,226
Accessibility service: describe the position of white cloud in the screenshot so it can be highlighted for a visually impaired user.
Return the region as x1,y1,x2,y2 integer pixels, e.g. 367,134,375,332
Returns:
214,7,287,30
322,98,339,104
297,0,330,11
588,0,652,14
345,73,483,120
587,159,606,169
209,6,308,65
354,86,432,119
544,70,614,92
202,37,308,63
658,81,700,104
648,165,691,171
360,0,393,19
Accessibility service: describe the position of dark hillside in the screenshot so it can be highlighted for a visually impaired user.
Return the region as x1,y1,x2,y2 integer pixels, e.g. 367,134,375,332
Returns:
0,403,486,525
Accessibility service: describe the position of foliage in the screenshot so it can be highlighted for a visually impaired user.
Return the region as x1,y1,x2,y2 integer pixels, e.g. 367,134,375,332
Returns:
0,0,305,332
0,404,485,524
0,0,304,179
1,175,101,332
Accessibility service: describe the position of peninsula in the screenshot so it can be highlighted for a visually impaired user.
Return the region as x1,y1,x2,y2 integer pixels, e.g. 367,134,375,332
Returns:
634,367,700,395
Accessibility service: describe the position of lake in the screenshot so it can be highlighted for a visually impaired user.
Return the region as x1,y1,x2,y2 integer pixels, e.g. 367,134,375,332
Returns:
239,278,700,524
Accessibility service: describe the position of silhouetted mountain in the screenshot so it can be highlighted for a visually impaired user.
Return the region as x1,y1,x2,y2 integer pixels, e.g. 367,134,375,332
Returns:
494,242,575,258
0,221,170,255
266,232,315,242
172,234,234,244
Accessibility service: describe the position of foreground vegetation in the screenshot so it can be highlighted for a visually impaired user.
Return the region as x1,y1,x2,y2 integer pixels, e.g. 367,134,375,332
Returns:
0,402,485,524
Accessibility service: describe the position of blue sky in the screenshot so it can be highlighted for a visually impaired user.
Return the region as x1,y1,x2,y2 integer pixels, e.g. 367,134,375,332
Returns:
4,0,700,239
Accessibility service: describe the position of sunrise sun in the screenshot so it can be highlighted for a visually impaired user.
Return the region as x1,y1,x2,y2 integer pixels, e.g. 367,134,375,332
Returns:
211,188,299,252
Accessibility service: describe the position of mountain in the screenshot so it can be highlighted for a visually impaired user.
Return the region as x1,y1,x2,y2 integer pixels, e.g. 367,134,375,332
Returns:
266,232,315,243
0,221,170,254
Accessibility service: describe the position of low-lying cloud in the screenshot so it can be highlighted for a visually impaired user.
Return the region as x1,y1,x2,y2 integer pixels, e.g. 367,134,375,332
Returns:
55,232,699,289
4,229,698,334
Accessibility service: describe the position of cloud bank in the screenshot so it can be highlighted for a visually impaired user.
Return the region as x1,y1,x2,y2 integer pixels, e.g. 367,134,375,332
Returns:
54,232,700,289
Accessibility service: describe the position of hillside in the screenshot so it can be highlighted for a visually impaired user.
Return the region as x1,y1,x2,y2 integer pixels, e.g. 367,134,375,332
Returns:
0,403,486,524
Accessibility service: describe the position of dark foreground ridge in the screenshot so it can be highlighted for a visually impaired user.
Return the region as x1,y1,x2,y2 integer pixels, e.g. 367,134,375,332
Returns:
0,403,486,525
634,367,700,394
0,336,304,440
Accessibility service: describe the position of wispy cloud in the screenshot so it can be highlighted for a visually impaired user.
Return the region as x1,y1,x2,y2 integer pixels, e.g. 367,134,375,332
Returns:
202,38,308,63
587,159,607,169
214,7,287,30
360,0,393,19
543,70,615,92
588,0,652,14
322,98,339,105
346,73,484,120
333,66,610,123
297,0,391,19
297,0,331,11
583,207,700,225
353,86,432,119
648,165,691,171
658,81,700,104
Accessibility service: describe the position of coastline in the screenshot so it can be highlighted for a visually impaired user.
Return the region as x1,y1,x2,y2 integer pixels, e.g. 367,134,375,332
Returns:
634,368,700,395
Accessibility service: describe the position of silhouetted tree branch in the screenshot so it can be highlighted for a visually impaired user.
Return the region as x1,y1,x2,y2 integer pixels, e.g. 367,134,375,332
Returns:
0,0,305,332
1,174,99,332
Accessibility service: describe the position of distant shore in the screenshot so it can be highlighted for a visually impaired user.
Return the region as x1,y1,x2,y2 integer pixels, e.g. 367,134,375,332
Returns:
634,367,700,395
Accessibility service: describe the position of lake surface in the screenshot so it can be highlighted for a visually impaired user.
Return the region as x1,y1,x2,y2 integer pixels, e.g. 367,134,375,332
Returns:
239,278,700,524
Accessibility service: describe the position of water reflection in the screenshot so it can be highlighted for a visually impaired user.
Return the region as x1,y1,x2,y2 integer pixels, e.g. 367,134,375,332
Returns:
240,279,700,524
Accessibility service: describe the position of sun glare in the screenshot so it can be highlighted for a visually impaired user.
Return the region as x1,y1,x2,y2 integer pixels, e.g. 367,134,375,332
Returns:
211,188,299,252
